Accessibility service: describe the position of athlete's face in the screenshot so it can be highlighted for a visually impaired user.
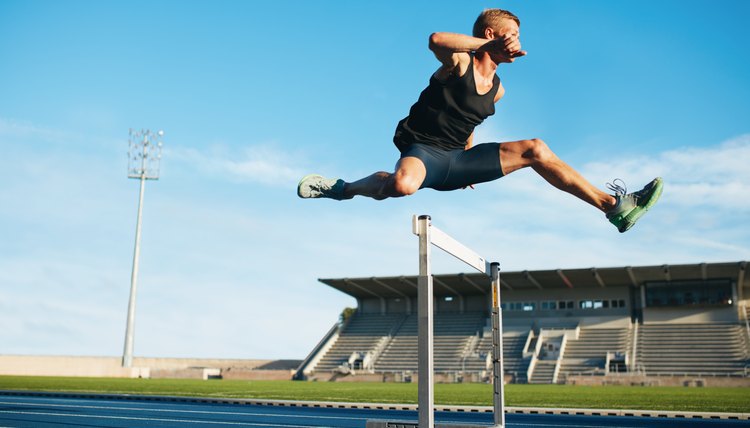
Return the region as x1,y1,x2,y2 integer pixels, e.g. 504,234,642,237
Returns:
493,18,520,41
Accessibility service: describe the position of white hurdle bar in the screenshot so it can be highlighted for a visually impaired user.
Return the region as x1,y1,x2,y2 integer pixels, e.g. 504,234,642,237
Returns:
412,215,491,275
368,215,505,428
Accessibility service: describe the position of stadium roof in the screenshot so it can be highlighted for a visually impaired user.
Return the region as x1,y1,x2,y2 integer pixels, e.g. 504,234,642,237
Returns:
319,261,748,299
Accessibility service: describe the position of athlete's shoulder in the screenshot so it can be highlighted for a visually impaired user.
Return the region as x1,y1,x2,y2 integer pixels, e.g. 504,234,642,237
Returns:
494,75,505,102
433,52,471,82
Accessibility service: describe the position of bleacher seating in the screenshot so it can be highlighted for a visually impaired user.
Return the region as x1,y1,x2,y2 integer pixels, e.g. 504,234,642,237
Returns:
461,328,531,383
636,323,749,376
374,312,485,373
529,360,556,384
310,312,750,382
311,313,552,383
313,313,403,372
558,327,630,382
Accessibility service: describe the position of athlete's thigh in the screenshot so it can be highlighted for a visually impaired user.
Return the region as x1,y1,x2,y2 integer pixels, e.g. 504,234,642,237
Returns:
498,139,538,175
397,143,451,190
440,143,503,190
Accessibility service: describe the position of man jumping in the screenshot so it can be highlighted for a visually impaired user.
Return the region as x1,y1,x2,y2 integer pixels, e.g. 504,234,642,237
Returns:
297,8,662,233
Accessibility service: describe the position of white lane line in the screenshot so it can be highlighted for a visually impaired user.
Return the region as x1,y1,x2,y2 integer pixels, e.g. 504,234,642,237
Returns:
0,400,362,422
510,424,665,428
2,400,697,428
0,410,319,427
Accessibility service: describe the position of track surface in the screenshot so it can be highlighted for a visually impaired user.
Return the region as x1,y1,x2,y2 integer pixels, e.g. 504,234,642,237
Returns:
0,393,748,428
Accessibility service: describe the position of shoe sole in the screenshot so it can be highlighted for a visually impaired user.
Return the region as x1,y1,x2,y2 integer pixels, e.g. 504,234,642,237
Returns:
297,174,324,198
619,178,664,232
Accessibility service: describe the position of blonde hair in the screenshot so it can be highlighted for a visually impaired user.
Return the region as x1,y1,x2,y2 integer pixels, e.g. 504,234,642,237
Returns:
472,8,520,38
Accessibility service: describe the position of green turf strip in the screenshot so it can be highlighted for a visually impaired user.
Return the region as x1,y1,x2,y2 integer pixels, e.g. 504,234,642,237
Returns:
0,377,748,414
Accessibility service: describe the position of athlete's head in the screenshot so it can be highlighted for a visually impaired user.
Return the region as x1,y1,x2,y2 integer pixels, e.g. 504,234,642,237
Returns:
472,8,520,39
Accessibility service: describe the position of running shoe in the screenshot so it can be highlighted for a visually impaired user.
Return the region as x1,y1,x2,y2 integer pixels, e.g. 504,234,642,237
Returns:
297,174,350,200
605,177,663,233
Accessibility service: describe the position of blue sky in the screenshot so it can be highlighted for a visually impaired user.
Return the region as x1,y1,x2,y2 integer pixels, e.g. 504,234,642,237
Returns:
1,0,749,360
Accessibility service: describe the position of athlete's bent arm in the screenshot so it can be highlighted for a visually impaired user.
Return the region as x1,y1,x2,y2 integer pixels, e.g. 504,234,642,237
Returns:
428,33,476,77
429,33,488,56
428,32,520,57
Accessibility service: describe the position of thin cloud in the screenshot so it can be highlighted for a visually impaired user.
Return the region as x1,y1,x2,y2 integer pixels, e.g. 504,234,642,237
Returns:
0,118,62,140
171,144,306,187
584,135,750,211
0,117,118,150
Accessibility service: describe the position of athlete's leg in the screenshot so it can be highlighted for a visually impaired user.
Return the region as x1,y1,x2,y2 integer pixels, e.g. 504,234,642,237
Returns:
298,156,427,201
497,138,663,232
498,138,616,212
343,157,426,200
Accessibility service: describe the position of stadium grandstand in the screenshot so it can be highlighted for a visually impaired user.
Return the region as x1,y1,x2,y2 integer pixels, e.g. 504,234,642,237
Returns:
295,261,750,386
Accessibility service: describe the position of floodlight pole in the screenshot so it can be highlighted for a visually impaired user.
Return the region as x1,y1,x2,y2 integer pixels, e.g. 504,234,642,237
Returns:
122,129,163,368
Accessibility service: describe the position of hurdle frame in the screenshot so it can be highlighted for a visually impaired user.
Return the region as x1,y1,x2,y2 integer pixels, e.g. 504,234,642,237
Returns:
367,215,505,428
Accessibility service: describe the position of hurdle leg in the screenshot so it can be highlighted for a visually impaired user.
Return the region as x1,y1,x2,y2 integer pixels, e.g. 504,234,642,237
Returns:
490,262,505,428
417,215,434,428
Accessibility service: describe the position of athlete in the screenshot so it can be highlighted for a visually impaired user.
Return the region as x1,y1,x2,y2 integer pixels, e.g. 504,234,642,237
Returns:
297,8,662,233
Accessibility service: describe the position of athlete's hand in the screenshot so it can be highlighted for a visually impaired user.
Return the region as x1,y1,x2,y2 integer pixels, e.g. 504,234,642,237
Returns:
482,33,526,63
502,33,526,62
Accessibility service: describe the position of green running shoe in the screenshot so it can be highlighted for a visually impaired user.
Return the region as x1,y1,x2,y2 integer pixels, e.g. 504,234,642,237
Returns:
297,174,350,200
605,177,663,233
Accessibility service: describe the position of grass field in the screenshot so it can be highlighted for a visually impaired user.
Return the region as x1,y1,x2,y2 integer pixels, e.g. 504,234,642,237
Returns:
0,376,748,413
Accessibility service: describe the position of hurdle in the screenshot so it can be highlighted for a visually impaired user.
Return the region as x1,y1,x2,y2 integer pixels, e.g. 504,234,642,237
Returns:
367,215,505,428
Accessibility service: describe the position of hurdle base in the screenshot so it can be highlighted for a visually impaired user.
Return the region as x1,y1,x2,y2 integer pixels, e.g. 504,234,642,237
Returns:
366,420,499,428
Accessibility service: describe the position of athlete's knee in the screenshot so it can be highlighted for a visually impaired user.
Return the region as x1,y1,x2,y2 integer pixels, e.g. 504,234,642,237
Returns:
524,138,554,164
391,172,421,196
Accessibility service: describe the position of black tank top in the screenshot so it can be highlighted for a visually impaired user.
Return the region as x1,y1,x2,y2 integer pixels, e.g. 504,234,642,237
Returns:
394,54,500,151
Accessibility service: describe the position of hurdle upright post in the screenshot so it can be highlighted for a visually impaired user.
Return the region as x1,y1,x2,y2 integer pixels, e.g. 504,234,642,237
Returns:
490,262,505,428
417,215,435,428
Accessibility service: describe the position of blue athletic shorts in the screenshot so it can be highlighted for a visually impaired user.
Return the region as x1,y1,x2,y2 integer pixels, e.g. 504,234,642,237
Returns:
399,143,504,191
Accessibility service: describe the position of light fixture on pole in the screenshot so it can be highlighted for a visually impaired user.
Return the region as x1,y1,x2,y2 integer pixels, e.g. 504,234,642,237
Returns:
123,128,163,368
